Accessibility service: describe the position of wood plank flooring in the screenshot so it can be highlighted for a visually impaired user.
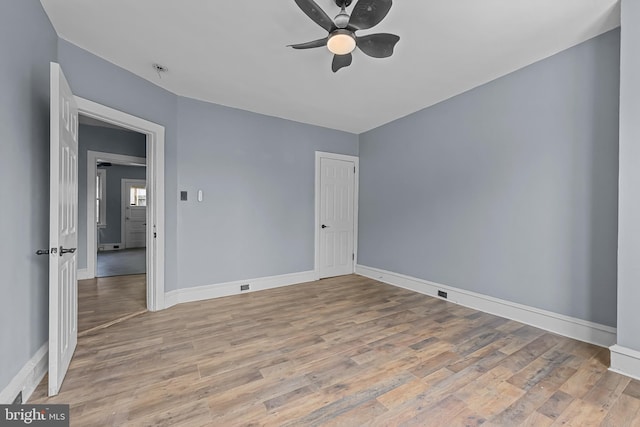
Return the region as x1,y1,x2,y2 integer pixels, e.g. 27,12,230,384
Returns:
32,275,640,426
77,274,146,334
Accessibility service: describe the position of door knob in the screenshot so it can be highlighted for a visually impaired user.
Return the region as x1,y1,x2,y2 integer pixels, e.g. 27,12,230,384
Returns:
59,247,77,255
36,247,58,255
321,224,329,229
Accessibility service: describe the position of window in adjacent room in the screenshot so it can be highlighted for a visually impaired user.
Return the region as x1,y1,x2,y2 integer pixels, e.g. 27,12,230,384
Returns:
96,169,107,227
129,186,147,206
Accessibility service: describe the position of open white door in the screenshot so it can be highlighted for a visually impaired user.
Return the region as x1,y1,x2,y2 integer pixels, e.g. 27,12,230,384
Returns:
48,62,79,396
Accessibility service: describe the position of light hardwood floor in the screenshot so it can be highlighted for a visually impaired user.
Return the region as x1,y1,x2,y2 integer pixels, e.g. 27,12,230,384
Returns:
32,275,640,426
77,274,146,334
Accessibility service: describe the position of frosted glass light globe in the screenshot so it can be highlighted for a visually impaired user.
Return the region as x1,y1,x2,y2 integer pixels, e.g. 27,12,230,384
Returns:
327,31,356,55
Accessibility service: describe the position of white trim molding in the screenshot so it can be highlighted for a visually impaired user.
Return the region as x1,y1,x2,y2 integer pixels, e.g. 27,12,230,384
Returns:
96,168,107,227
356,265,617,348
314,151,360,280
610,345,640,381
0,344,48,404
165,271,317,308
77,268,91,280
76,96,165,311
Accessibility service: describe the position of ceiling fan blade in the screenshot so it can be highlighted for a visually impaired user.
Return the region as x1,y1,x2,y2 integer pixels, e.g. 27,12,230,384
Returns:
288,37,328,49
332,53,353,73
294,0,337,32
348,0,393,30
356,33,399,58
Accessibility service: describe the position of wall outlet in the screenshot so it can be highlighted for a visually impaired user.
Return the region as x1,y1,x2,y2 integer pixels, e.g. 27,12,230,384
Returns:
438,290,448,299
12,391,22,405
240,284,249,291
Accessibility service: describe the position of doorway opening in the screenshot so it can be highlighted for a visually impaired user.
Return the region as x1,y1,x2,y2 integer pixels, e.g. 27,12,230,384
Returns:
78,118,149,334
76,96,165,313
88,149,147,278
92,177,148,278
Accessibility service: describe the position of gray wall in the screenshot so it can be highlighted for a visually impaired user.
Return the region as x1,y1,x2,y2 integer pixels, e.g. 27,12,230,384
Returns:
58,40,359,289
57,39,180,289
0,0,58,395
77,124,146,267
176,97,358,287
100,165,146,245
358,29,620,327
617,0,640,350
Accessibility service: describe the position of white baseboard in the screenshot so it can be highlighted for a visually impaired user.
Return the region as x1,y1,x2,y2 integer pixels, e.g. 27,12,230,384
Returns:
164,290,179,308
610,345,640,381
98,243,123,251
356,265,616,348
165,270,317,308
0,343,48,404
77,268,92,280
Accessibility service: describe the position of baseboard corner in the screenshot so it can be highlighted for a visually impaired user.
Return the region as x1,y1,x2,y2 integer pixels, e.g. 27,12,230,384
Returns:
77,268,93,280
0,343,48,404
164,291,179,309
610,344,640,381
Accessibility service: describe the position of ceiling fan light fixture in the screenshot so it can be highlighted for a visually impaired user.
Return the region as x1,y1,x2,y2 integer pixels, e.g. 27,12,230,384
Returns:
290,0,399,71
327,30,356,55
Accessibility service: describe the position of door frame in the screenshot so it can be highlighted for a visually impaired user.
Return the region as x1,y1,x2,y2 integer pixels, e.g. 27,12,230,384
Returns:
314,151,360,280
76,96,165,311
121,178,147,248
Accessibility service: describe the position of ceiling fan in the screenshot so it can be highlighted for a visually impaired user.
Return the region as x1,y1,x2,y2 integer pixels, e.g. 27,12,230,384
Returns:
289,0,399,72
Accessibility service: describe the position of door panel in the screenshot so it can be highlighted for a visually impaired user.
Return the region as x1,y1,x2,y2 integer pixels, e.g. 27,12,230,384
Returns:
123,179,147,248
125,207,146,248
49,62,78,396
319,158,355,278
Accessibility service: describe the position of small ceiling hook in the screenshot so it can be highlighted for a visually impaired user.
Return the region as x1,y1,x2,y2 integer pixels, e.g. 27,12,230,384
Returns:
152,63,168,79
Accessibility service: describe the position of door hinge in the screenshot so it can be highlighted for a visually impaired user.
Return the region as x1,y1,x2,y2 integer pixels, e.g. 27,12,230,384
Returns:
352,253,354,261
154,232,157,238
354,166,356,173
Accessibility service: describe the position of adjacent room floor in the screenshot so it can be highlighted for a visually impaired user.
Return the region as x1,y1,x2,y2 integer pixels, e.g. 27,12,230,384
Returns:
77,274,146,335
32,275,640,426
96,248,146,277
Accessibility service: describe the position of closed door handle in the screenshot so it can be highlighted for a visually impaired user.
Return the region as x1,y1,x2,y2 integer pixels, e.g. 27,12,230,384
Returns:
36,249,50,255
60,247,77,255
321,224,329,229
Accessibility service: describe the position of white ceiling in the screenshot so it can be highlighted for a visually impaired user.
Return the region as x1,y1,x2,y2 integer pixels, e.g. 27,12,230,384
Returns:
40,0,620,134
